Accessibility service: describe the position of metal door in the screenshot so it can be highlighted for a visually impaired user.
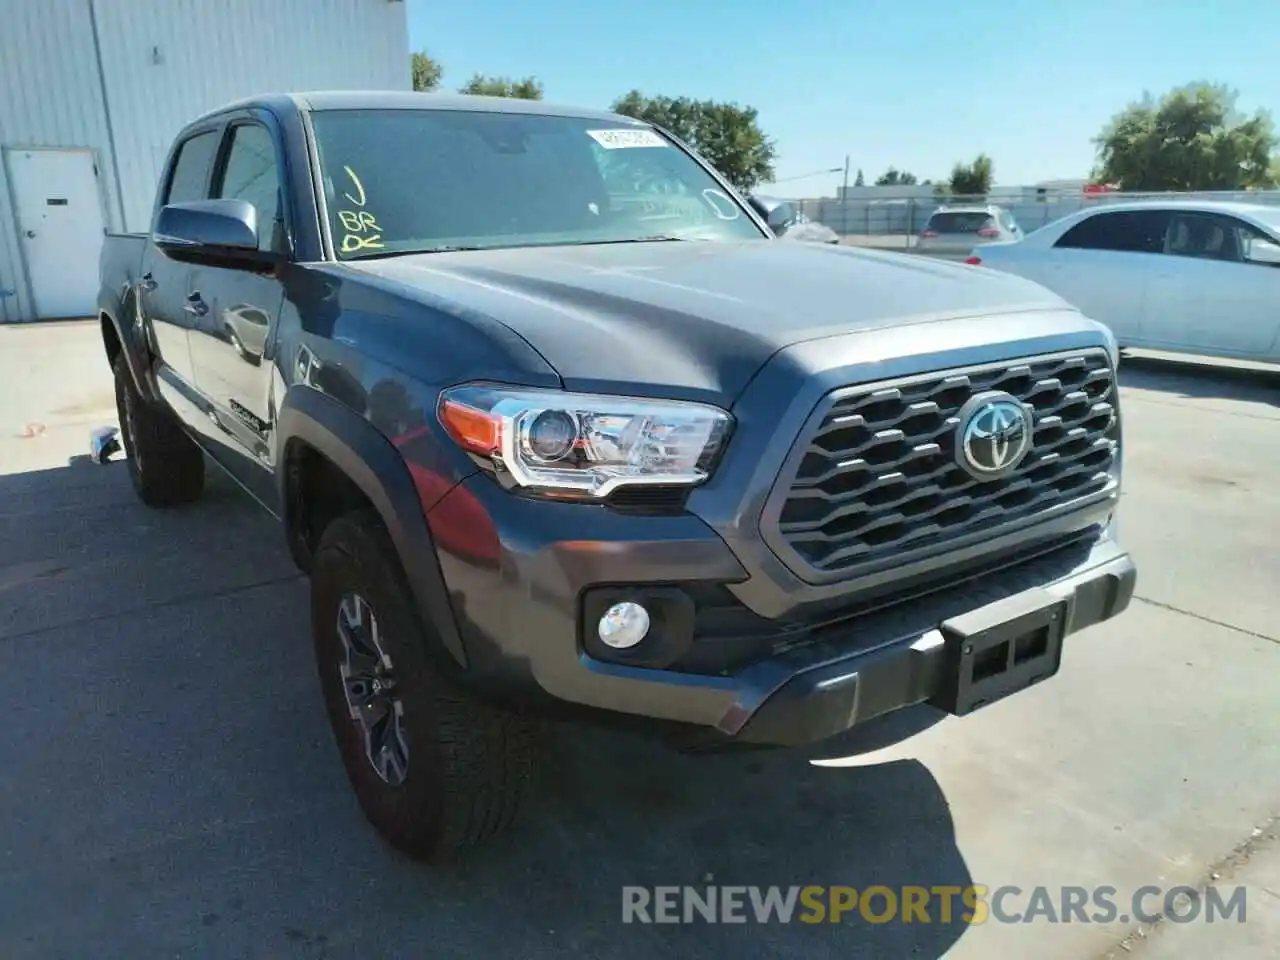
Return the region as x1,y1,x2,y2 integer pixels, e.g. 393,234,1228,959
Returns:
6,148,106,318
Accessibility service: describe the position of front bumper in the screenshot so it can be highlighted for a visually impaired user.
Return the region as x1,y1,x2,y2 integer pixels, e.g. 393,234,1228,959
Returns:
426,473,1135,747
731,545,1134,746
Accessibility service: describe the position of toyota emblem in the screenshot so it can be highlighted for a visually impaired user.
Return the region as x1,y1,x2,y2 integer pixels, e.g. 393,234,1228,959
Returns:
955,392,1032,480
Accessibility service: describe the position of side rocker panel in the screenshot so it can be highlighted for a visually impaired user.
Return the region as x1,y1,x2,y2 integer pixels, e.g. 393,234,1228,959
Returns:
275,386,469,670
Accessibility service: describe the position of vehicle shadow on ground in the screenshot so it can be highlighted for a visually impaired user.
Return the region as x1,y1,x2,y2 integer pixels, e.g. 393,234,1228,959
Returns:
1118,351,1278,406
0,460,974,960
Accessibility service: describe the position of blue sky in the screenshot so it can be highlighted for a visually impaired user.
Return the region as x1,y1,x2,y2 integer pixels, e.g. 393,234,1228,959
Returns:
407,0,1279,195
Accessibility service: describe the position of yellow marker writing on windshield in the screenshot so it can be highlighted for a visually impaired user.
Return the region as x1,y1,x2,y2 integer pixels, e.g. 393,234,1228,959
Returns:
341,232,384,254
339,210,380,234
338,166,383,253
342,165,367,207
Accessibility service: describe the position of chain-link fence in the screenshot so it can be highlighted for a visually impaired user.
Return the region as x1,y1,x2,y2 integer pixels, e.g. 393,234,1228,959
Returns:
785,188,1280,250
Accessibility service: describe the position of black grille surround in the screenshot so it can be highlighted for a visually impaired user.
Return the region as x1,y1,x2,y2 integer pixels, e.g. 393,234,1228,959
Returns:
762,348,1119,583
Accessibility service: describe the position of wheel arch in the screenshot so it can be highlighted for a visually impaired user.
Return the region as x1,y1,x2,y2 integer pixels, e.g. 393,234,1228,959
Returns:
100,306,160,403
276,386,469,670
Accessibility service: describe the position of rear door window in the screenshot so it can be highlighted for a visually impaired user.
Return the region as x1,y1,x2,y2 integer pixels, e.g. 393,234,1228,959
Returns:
163,131,220,206
1055,210,1170,254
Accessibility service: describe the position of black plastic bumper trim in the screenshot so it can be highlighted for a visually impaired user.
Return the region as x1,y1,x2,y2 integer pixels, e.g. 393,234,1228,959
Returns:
731,549,1136,746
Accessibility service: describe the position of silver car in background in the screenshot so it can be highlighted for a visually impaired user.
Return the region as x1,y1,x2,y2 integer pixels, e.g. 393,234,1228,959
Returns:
918,204,1023,257
749,195,840,244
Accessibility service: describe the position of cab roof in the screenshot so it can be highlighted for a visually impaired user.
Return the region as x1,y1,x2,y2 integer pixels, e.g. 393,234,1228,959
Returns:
189,90,640,126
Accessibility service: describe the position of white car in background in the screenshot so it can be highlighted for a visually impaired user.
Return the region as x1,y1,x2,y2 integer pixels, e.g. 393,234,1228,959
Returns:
967,200,1280,363
917,204,1024,257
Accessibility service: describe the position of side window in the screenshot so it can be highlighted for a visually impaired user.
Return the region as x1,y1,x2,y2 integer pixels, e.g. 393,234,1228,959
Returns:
213,124,285,253
1166,213,1240,261
1054,214,1109,250
162,130,220,206
1055,211,1168,253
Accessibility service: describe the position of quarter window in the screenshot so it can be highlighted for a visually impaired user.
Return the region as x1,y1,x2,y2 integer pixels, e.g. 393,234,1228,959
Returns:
214,124,285,253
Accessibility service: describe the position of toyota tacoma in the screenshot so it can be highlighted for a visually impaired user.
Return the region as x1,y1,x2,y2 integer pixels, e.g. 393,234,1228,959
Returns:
97,91,1136,860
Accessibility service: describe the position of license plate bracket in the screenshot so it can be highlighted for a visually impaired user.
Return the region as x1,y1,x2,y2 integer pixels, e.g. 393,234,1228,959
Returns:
930,592,1068,716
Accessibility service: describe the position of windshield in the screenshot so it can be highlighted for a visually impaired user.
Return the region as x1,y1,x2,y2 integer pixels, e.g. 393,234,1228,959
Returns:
309,108,767,259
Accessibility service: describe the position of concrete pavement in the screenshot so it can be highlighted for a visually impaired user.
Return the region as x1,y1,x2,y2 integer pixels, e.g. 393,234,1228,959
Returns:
0,321,1276,959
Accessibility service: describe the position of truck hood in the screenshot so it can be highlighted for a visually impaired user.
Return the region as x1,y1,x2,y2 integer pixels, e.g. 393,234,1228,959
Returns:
341,240,1073,405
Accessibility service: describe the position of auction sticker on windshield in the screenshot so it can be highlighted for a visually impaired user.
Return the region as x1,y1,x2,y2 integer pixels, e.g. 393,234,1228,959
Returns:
588,129,668,149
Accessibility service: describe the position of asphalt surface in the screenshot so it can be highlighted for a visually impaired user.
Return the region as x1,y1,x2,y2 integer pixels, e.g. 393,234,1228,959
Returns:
0,321,1277,960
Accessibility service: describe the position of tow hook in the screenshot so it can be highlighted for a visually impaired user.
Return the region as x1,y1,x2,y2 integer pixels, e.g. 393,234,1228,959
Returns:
89,426,121,464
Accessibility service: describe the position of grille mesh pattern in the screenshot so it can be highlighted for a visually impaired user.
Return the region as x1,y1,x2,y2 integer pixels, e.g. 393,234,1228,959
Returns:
774,351,1117,576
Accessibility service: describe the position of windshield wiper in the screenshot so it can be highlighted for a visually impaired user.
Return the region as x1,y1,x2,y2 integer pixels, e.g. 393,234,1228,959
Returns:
345,237,710,261
344,245,486,261
568,235,710,246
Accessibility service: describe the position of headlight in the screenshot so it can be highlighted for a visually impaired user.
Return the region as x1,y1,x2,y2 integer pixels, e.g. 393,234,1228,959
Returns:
437,385,732,498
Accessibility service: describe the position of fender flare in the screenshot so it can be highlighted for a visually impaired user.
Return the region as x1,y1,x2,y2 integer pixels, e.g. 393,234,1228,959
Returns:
275,386,469,670
100,304,161,404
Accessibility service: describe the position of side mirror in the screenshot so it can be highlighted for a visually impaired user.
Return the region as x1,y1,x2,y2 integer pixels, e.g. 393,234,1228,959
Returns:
1243,237,1280,266
154,199,263,263
747,194,797,235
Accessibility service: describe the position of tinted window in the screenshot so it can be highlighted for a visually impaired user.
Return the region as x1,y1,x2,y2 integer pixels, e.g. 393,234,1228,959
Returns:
214,124,284,252
1165,212,1247,262
309,109,765,260
927,211,995,233
1055,210,1169,253
163,130,220,205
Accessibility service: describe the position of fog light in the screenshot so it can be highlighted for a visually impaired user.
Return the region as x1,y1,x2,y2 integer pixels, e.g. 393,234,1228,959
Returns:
597,601,650,649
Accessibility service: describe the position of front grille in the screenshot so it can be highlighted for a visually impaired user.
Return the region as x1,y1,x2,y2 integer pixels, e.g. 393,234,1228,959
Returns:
770,349,1118,578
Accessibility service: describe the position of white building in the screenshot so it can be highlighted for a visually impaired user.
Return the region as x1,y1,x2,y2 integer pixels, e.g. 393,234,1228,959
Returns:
0,0,410,323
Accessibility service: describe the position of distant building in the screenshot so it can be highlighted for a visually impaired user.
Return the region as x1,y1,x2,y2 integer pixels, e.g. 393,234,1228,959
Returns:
0,0,410,323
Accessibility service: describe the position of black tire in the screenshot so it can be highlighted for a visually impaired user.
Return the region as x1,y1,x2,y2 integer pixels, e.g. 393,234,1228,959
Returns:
113,354,205,507
310,509,537,860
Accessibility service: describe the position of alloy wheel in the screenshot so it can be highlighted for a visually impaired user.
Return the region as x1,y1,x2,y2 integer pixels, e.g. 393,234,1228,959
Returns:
337,593,410,786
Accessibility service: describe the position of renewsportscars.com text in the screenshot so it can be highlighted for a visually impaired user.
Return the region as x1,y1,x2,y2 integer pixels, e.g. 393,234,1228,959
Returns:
621,884,1247,925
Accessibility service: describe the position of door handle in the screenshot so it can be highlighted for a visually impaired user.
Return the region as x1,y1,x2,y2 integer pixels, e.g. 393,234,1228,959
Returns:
184,292,209,317
140,272,158,292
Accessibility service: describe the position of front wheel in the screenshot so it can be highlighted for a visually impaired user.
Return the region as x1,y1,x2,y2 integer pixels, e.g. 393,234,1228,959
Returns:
310,509,537,860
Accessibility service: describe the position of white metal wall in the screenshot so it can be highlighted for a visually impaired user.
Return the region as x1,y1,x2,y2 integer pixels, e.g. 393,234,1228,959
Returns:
0,0,121,323
0,0,410,322
94,0,410,234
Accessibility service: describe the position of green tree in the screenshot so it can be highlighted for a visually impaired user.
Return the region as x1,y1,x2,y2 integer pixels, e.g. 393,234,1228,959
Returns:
948,154,993,196
460,74,543,99
610,91,777,191
854,168,865,186
875,167,919,186
410,51,442,92
1093,83,1278,191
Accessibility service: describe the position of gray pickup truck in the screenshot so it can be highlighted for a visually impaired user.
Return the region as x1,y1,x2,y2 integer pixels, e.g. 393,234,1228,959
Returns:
97,91,1136,861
